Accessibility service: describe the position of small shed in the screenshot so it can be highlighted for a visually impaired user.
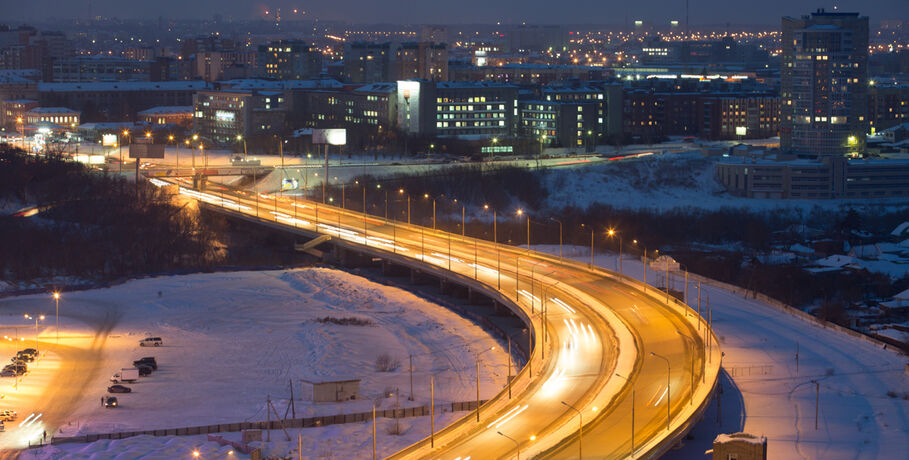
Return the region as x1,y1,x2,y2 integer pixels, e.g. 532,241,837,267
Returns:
710,432,767,460
301,378,360,402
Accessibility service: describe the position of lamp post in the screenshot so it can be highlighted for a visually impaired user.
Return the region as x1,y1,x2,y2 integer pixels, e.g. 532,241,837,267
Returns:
675,330,696,406
53,292,60,344
650,351,672,431
516,209,529,250
614,372,636,457
550,218,563,260
496,431,520,460
24,314,44,353
167,135,174,171
120,130,130,173
608,228,623,274
560,401,583,459
581,224,595,267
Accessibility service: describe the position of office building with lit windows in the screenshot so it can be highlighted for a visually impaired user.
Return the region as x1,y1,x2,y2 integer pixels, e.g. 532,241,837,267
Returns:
257,40,322,81
396,80,517,138
519,100,598,150
781,9,869,157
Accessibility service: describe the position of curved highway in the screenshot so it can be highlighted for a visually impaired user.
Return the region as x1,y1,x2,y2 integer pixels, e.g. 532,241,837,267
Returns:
161,178,721,459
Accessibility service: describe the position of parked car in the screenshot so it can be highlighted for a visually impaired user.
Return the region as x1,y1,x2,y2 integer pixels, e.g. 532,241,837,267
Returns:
0,410,17,421
15,352,33,362
8,363,26,374
133,357,157,370
136,365,152,376
139,337,163,347
0,368,16,377
103,397,118,408
107,385,131,394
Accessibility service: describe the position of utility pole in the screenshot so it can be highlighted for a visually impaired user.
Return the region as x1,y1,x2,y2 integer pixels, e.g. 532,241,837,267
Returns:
476,360,481,422
814,380,820,430
409,355,414,401
507,337,512,399
430,376,435,447
372,404,377,460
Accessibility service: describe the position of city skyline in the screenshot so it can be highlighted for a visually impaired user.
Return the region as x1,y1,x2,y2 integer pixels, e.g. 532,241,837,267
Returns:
6,0,909,25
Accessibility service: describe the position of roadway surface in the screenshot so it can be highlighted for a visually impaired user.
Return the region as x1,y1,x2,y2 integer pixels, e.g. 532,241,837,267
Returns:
159,177,721,459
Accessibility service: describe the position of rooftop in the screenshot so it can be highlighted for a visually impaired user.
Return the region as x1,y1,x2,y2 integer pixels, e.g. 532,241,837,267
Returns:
38,81,210,92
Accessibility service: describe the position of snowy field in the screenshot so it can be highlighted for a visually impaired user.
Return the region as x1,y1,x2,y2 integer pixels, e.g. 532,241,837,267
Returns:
2,268,509,459
534,244,909,459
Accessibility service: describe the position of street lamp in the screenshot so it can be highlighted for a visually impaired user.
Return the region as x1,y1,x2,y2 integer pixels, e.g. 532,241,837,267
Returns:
516,209,530,251
614,372,636,457
550,218,563,260
650,351,671,431
607,228,623,274
53,292,60,343
24,314,45,353
496,431,520,460
676,330,696,405
398,189,411,224
560,401,583,459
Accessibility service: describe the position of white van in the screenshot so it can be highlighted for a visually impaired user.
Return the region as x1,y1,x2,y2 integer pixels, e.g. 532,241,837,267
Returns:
139,337,163,347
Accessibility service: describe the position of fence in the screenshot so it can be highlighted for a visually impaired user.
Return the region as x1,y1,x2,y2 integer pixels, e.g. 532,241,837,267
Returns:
50,400,487,446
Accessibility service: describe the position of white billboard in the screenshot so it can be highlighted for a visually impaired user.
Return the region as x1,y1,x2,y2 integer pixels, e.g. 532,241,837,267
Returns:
102,134,118,146
312,129,347,146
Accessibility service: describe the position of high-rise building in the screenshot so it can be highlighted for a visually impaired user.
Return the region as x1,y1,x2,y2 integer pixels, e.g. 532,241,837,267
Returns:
257,40,322,81
781,9,869,157
396,42,448,81
344,42,394,83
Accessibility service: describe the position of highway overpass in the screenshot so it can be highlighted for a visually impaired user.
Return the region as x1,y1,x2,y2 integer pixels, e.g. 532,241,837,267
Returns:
161,178,721,459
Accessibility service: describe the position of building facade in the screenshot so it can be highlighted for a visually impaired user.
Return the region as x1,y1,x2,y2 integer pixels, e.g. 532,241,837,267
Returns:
716,157,909,199
781,9,869,156
257,40,322,81
396,42,448,81
397,80,518,139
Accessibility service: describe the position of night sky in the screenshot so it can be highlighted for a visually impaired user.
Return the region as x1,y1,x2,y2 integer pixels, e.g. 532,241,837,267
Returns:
6,0,909,25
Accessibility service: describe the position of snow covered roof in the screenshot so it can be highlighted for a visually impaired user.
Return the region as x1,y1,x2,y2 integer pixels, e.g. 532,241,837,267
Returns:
714,432,766,445
27,107,78,113
891,221,909,237
219,79,343,90
789,243,813,254
137,106,193,115
38,81,210,92
354,82,397,93
894,288,909,301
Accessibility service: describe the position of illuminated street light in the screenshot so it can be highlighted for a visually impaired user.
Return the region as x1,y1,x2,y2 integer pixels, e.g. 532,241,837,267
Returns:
650,351,672,431
53,292,61,343
560,401,583,459
496,431,520,460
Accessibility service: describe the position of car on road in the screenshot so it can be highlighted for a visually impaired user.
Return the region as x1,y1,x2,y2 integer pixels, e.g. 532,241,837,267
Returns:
15,352,34,362
0,410,17,421
107,385,131,394
139,337,163,347
103,397,118,408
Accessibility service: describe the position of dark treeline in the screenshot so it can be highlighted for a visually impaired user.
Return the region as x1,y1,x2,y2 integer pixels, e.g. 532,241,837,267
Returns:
0,146,220,284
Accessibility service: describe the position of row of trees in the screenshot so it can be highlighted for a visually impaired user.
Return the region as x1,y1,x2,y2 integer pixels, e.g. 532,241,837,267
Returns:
0,146,222,284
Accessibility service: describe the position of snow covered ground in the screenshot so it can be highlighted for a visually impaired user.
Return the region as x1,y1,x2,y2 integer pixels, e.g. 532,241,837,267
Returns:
540,151,909,212
534,244,909,459
3,268,509,458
